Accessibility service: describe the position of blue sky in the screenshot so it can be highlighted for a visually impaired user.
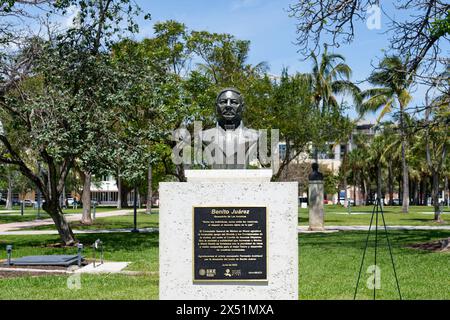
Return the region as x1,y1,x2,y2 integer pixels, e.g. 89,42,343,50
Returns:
131,0,450,122
27,0,448,121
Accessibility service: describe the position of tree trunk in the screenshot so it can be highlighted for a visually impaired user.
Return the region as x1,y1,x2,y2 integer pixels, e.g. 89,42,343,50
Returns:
342,149,348,207
418,178,422,206
377,164,382,202
81,171,92,225
146,160,152,214
424,176,429,206
413,180,419,206
363,179,368,205
445,176,449,208
117,168,122,209
420,176,425,206
400,106,409,213
343,180,348,208
388,161,393,206
432,170,443,222
401,140,409,213
6,170,13,210
176,164,186,182
43,201,76,246
120,183,131,208
63,185,66,208
357,172,362,205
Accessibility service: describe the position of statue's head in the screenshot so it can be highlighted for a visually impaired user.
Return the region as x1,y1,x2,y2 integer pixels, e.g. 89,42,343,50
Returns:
216,88,244,129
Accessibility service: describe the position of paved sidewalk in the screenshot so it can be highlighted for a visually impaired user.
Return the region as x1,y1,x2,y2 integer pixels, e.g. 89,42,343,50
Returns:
0,210,136,232
1,225,449,236
298,225,450,233
0,227,158,236
74,262,130,274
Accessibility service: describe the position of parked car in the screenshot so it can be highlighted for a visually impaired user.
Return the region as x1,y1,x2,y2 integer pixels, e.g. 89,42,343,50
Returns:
22,199,35,207
0,198,6,205
67,198,80,206
33,199,45,208
12,199,21,206
338,197,355,205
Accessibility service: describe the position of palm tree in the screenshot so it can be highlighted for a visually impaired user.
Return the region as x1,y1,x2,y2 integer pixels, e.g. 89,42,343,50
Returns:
347,148,365,205
359,56,414,213
424,93,449,222
309,45,361,162
347,133,373,205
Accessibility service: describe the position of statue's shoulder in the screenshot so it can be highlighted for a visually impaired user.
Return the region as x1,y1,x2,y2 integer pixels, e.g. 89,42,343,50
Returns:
242,127,259,141
200,127,220,141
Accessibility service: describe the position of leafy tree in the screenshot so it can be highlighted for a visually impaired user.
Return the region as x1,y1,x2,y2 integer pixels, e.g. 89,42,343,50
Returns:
188,31,268,87
269,70,315,180
309,46,360,162
0,0,148,244
288,0,449,75
346,146,367,205
424,89,449,221
359,56,414,213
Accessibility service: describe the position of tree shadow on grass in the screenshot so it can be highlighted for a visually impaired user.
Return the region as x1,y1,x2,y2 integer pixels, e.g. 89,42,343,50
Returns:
0,216,42,224
0,232,159,259
299,230,450,252
298,216,308,224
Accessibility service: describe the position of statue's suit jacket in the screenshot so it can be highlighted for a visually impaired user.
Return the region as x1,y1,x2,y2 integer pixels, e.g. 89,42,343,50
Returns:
199,122,259,169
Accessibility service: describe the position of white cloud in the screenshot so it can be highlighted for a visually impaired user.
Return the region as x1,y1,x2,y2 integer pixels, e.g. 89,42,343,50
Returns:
230,0,262,12
63,5,81,28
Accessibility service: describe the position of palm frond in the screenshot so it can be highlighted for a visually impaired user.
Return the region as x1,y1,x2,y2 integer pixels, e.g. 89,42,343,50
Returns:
358,93,390,115
376,98,394,123
360,87,393,99
329,63,352,80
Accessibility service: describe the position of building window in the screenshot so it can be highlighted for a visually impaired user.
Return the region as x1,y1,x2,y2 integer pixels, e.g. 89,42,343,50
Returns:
279,144,287,161
340,144,347,158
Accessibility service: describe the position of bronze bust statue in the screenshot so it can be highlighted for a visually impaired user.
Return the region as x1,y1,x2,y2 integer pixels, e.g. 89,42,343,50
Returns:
200,88,259,169
216,88,244,130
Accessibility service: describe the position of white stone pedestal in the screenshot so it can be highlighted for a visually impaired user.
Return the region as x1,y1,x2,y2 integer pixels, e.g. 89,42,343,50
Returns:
308,180,324,231
159,170,298,300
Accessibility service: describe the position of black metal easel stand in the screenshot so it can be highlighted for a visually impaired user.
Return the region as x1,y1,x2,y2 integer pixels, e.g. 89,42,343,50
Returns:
354,198,402,300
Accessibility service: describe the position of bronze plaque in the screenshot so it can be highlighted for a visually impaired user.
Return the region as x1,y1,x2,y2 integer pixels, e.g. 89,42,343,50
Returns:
193,206,267,282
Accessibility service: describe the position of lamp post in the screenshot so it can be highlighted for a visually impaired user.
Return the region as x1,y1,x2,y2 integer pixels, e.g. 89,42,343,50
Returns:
36,162,42,219
77,243,83,267
132,185,139,233
6,245,12,266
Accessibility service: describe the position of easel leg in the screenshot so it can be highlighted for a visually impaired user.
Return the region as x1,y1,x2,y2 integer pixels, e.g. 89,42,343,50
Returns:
354,199,402,300
379,203,402,300
354,203,376,300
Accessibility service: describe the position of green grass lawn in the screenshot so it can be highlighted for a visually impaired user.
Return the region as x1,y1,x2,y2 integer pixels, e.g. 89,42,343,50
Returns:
0,228,449,300
25,213,159,231
0,231,158,300
0,274,157,300
298,205,449,226
8,205,449,232
299,229,450,300
0,207,126,224
0,205,447,300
